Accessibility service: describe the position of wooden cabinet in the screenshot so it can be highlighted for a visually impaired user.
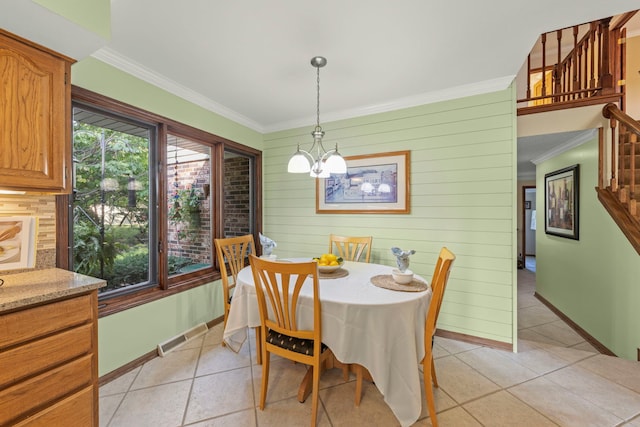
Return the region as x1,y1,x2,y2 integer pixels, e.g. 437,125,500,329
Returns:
0,29,74,193
0,291,99,426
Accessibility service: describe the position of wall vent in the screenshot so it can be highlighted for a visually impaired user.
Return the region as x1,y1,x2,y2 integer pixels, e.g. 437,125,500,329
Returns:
157,323,208,357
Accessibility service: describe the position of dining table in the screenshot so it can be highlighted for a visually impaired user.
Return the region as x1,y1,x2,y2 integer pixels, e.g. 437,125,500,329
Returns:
223,258,432,427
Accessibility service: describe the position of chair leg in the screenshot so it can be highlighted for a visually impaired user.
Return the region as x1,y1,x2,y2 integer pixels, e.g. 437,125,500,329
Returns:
431,358,438,388
423,358,438,427
255,327,262,364
310,360,321,427
259,350,270,410
354,364,363,406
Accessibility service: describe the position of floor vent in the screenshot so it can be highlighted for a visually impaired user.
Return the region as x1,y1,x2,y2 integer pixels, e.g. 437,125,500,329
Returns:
157,323,208,357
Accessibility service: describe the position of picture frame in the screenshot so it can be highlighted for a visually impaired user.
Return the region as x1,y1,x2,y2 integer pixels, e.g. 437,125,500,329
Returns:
316,150,410,214
544,164,579,240
0,216,37,271
524,201,531,209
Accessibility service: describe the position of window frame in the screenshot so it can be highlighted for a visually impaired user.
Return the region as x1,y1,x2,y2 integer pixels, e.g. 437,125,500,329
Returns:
57,86,262,317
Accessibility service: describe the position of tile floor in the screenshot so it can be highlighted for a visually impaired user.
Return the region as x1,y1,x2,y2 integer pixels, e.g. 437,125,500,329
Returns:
99,269,640,426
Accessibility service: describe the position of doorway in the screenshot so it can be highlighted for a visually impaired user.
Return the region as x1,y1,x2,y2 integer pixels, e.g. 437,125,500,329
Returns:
522,186,536,272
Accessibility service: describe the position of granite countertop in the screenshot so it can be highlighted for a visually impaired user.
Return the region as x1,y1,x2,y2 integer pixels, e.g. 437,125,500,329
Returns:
0,268,106,312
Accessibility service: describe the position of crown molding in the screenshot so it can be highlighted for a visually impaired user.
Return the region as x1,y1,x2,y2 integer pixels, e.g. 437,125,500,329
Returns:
265,75,515,133
531,128,597,165
91,47,515,135
91,47,265,132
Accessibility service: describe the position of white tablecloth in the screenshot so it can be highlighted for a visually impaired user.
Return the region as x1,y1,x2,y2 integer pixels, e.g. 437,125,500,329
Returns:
223,260,431,427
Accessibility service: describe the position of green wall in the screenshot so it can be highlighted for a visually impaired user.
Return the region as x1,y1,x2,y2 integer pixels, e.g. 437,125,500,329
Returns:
536,137,640,360
263,86,518,346
71,57,262,375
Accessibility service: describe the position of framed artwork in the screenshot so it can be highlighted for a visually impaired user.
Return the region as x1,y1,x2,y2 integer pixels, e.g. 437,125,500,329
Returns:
0,216,37,271
316,150,410,214
524,201,531,209
544,164,579,240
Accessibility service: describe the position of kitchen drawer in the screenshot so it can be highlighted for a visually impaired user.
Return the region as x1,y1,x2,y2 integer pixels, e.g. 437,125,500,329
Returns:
12,386,95,427
0,323,92,388
0,293,93,349
0,354,92,426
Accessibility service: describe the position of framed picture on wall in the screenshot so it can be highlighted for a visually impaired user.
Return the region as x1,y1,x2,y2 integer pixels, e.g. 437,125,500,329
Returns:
544,164,579,240
524,201,531,209
316,150,410,214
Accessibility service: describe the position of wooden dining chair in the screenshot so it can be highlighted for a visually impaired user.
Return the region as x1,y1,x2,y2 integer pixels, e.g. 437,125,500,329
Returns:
352,247,455,427
329,234,372,263
421,246,455,427
214,235,256,346
249,255,332,427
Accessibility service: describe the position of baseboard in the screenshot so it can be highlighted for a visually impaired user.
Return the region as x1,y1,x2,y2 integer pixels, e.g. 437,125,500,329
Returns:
99,315,224,387
435,329,513,352
534,292,616,356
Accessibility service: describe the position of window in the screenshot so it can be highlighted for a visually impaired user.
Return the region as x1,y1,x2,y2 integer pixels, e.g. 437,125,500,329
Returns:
58,87,261,315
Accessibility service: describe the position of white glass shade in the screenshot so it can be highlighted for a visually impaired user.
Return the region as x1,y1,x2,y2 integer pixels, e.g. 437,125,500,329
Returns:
287,153,311,173
324,153,347,174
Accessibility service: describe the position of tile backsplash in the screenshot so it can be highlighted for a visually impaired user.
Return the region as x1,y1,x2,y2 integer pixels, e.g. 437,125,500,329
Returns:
0,194,57,273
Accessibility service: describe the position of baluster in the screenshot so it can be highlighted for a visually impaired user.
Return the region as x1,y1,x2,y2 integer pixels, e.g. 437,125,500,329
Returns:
610,117,618,190
571,25,579,99
526,54,531,100
589,22,596,90
541,33,547,99
555,30,562,102
630,133,637,208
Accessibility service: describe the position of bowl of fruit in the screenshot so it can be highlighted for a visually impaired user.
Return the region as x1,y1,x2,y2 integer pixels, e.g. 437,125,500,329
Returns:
313,253,344,273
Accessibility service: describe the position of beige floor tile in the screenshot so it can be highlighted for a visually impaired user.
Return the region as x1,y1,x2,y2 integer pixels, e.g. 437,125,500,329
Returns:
99,393,124,427
100,366,141,396
463,390,557,426
255,395,332,427
509,376,623,426
417,376,459,419
542,344,598,364
456,347,538,388
320,381,400,427
432,342,450,359
625,416,640,426
545,365,640,420
131,347,200,389
434,337,480,355
203,323,225,347
518,305,560,329
251,357,312,404
181,333,205,350
184,367,255,424
517,328,566,347
196,342,252,377
433,355,500,403
421,406,482,427
109,379,192,427
526,320,584,346
518,293,539,309
187,409,257,427
503,347,571,375
569,341,599,353
577,355,640,393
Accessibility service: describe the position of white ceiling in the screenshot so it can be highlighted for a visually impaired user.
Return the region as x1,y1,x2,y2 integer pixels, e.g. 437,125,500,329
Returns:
2,1,639,173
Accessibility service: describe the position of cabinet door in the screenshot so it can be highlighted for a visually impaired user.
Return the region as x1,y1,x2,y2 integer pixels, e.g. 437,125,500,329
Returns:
0,30,72,192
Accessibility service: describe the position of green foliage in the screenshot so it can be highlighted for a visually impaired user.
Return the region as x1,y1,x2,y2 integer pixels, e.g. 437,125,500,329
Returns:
73,220,117,278
169,186,202,240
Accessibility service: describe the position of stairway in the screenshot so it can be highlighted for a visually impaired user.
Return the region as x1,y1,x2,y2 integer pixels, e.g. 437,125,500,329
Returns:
597,103,640,254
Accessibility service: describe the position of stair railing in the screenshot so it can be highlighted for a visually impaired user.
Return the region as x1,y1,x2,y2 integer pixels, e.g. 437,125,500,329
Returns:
518,11,636,113
602,103,639,218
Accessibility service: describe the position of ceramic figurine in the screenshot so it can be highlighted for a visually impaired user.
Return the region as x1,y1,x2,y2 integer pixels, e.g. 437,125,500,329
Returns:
259,232,277,256
391,247,415,273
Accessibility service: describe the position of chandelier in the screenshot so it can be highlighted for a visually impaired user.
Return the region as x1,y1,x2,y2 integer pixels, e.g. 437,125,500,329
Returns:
287,56,347,178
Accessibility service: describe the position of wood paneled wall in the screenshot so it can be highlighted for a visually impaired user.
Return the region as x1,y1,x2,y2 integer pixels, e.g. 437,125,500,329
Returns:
262,87,517,345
